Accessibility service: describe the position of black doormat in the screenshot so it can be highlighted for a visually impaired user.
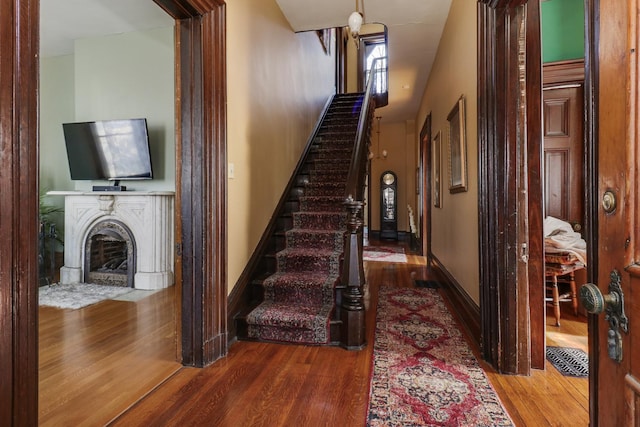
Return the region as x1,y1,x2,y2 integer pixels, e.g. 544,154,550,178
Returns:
546,346,588,378
414,279,441,289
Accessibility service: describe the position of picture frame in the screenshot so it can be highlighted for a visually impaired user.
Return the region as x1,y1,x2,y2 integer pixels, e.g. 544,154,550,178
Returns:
432,131,442,207
447,95,467,193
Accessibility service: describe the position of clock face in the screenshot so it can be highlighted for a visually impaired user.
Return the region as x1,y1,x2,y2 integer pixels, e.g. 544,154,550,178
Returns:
383,173,395,185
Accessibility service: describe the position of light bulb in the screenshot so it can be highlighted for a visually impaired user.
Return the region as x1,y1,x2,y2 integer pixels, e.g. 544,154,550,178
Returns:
348,11,363,38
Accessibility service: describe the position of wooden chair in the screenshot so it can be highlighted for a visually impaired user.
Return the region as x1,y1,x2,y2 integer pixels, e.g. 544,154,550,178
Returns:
545,261,584,327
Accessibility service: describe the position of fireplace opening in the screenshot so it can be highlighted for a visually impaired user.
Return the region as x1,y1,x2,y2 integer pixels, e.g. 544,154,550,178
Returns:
84,220,135,287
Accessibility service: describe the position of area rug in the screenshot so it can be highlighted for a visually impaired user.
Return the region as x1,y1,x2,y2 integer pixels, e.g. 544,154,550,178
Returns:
367,287,514,426
546,346,589,378
363,246,408,263
39,283,132,310
111,288,161,302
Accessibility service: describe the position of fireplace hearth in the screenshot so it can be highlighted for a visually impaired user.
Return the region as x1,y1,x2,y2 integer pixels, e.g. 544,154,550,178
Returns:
85,220,135,287
50,191,175,290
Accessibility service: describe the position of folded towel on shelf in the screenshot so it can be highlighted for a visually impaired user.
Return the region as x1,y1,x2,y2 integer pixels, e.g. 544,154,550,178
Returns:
545,261,585,275
544,216,587,266
545,252,580,265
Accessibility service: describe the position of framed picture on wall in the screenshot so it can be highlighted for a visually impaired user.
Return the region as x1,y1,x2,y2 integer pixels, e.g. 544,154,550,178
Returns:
448,95,468,193
432,131,442,207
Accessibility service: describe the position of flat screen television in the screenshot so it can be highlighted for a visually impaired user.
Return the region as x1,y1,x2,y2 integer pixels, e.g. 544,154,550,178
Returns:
63,118,153,191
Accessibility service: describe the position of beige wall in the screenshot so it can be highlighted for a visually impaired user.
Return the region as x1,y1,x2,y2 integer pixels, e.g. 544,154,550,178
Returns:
416,0,479,304
226,0,336,293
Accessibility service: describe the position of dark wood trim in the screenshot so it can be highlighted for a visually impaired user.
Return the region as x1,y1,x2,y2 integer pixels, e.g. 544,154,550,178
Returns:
477,0,536,375
584,0,599,422
419,113,432,259
154,0,224,18
0,0,40,424
155,0,228,367
335,28,347,94
543,59,585,87
526,0,545,371
430,256,481,349
477,1,500,371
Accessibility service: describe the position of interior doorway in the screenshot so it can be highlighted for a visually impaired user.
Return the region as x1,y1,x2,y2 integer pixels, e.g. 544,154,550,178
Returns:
537,0,589,377
540,58,589,380
3,0,227,423
38,0,229,424
419,113,432,259
37,2,180,425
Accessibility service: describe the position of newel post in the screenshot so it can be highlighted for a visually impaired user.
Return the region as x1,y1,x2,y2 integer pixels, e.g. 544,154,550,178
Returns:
340,195,366,350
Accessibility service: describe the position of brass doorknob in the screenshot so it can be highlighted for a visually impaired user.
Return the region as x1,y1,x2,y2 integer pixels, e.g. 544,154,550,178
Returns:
579,272,628,363
579,283,620,314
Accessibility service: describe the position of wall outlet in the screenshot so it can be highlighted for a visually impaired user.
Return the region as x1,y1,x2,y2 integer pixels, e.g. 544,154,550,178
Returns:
228,163,235,179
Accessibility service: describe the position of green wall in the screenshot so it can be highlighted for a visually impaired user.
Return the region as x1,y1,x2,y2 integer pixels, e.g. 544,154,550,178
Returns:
541,0,585,63
39,26,175,239
74,27,175,192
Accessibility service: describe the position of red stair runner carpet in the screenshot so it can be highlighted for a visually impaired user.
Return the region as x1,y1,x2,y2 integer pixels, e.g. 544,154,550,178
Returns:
245,94,363,345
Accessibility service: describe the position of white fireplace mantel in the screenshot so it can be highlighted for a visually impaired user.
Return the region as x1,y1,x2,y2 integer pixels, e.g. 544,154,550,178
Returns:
49,191,175,290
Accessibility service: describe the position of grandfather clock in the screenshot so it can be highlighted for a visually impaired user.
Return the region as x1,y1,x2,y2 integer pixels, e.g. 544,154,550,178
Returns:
380,171,398,240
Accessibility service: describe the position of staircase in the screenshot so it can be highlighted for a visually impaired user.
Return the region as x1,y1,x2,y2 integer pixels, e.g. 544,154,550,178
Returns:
241,93,365,345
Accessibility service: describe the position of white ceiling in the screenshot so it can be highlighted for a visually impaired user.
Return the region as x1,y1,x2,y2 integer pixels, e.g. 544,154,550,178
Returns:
40,0,172,58
40,0,452,123
276,0,453,122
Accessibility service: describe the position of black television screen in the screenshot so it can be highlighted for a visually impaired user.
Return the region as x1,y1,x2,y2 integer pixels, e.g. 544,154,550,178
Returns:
63,118,153,182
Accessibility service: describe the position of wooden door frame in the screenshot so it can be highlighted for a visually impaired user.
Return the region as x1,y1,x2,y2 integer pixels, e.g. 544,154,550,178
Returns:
477,0,543,375
1,0,228,422
0,1,40,424
584,0,599,421
152,0,228,367
419,113,432,259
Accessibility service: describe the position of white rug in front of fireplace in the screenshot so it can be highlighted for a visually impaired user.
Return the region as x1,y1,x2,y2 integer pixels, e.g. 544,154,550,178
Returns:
39,283,132,310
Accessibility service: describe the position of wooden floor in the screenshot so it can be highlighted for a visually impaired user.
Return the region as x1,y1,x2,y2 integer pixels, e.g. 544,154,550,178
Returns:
486,298,589,426
39,286,181,426
39,239,589,426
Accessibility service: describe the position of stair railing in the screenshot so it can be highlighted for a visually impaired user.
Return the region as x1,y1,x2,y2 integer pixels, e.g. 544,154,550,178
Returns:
340,58,383,350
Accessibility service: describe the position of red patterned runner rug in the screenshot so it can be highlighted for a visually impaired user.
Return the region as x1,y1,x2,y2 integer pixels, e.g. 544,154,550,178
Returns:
367,287,514,426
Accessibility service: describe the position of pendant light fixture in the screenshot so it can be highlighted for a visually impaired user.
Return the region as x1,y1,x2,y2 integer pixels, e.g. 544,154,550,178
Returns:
348,0,363,47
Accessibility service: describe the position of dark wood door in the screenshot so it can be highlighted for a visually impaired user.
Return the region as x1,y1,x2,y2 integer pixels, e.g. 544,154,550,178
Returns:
590,0,640,423
543,85,584,230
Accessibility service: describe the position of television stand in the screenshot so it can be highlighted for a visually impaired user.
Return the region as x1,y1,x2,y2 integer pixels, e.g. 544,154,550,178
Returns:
93,181,126,192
